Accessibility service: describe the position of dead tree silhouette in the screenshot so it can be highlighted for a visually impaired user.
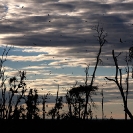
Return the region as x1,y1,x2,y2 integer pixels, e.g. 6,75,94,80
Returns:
83,23,107,119
42,92,51,119
101,89,104,119
105,50,133,120
47,85,63,119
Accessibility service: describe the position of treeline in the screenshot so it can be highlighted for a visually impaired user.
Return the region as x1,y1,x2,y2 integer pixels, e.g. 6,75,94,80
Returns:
0,24,133,120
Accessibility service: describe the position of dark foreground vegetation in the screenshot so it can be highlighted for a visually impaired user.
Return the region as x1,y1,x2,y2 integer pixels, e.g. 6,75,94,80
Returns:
0,23,133,132
0,119,132,132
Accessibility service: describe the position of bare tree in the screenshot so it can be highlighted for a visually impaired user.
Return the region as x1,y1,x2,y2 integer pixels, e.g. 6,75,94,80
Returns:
42,92,51,119
101,89,104,120
105,50,133,120
83,23,107,119
0,46,12,119
47,85,63,119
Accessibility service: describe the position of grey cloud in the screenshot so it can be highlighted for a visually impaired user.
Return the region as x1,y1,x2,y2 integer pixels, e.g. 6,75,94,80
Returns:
110,2,133,12
48,2,75,12
0,3,7,19
1,0,133,66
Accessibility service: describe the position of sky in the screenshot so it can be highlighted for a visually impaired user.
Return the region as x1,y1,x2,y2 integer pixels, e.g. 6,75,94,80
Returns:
0,0,133,119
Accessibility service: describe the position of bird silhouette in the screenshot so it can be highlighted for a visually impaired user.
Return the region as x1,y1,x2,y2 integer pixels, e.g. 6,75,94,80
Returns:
120,38,123,43
33,43,36,45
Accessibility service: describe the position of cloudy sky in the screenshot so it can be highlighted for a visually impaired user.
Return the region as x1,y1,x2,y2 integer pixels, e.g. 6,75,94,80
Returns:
0,0,133,119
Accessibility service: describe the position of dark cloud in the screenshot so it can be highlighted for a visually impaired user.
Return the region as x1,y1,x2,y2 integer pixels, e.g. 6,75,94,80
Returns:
48,2,75,12
0,0,133,66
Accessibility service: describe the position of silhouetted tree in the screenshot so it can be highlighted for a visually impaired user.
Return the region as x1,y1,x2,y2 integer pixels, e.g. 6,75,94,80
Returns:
25,89,40,119
42,92,51,119
84,23,107,119
101,89,104,119
65,80,98,119
66,85,85,119
7,71,27,119
105,50,133,120
47,85,63,119
0,46,16,119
